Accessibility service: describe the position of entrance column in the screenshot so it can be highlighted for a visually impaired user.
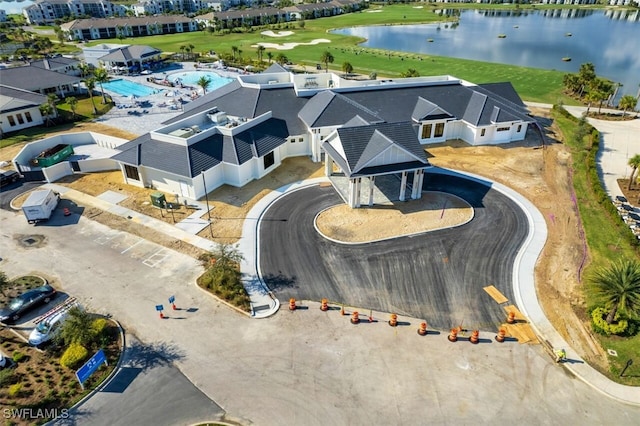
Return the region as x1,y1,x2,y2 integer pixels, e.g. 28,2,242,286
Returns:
324,155,333,177
411,170,422,199
348,178,358,208
416,169,425,199
399,171,408,201
368,176,375,206
354,178,362,208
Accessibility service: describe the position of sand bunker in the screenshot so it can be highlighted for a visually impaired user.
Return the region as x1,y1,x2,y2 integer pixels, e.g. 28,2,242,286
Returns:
366,10,383,13
253,39,331,51
261,30,294,37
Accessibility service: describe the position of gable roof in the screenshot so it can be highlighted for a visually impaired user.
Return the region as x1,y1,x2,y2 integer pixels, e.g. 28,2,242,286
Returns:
323,122,429,178
98,45,161,62
298,90,383,128
0,66,81,93
412,96,453,121
112,117,289,177
0,85,48,113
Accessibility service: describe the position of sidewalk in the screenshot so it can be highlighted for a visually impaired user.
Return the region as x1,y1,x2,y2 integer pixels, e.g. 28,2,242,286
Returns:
41,183,278,318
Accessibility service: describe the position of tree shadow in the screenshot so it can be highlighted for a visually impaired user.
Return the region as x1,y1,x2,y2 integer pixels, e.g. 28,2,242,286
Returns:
262,273,298,292
123,340,185,370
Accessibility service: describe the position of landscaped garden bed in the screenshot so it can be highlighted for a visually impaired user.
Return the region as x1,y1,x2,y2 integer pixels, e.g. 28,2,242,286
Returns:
0,274,122,425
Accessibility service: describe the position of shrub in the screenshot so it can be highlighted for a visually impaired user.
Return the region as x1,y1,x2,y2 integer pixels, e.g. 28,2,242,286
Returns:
591,307,629,335
59,342,88,369
0,369,15,387
91,318,108,337
12,351,25,363
8,383,22,397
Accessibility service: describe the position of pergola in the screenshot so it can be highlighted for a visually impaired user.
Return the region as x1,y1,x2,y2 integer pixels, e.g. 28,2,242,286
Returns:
321,121,431,208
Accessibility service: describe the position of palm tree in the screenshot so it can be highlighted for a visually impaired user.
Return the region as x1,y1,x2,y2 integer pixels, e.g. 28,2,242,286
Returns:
180,45,186,60
256,45,265,62
93,67,109,104
275,53,288,66
188,44,195,60
39,103,54,126
619,95,638,117
584,91,600,115
78,61,90,78
342,61,353,76
65,96,78,119
84,78,98,115
401,68,420,78
197,76,211,94
231,45,239,61
589,259,640,324
320,50,334,72
627,154,640,190
267,52,273,64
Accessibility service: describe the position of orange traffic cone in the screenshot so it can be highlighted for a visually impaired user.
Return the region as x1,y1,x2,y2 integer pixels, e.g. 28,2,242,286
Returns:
289,298,296,311
320,298,328,311
448,328,458,342
388,313,398,327
507,311,516,324
350,311,360,324
495,328,506,343
417,322,427,336
469,330,480,344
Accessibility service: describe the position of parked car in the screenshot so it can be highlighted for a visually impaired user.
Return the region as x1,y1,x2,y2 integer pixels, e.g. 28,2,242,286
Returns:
29,309,69,347
0,353,6,369
0,169,20,188
0,285,57,323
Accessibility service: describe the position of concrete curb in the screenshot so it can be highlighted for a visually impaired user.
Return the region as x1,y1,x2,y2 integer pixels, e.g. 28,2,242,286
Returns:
431,167,640,407
312,190,474,245
63,318,127,412
193,279,252,318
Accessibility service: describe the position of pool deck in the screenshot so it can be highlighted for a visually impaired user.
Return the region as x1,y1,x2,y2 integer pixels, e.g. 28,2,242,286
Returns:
95,62,245,136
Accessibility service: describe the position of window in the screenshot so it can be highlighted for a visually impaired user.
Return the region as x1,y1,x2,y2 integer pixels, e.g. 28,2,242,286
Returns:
298,138,303,142
421,123,432,139
517,125,522,132
434,122,445,138
124,165,140,181
290,138,295,144
480,129,486,137
7,115,16,126
497,127,510,132
263,151,275,169
25,112,33,122
16,114,24,125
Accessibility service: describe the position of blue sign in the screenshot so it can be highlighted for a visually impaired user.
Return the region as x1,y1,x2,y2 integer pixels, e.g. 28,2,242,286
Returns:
155,304,164,311
168,295,175,304
76,349,107,385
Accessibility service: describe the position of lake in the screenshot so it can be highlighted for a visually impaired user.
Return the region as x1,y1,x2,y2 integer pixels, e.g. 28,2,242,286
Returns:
332,8,640,99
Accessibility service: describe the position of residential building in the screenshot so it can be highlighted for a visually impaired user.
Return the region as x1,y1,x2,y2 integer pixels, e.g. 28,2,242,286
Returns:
96,45,163,73
0,65,82,98
29,57,82,76
0,10,7,22
0,85,48,135
61,15,198,41
23,0,126,25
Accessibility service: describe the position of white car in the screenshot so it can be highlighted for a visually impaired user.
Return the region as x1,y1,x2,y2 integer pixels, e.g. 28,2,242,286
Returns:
0,353,6,368
28,310,69,346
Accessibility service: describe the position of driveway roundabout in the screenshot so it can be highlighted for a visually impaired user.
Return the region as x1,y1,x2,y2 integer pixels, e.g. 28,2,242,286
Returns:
259,171,530,330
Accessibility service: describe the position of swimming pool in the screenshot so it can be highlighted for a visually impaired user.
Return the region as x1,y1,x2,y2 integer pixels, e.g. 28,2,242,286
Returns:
101,79,161,97
169,71,233,90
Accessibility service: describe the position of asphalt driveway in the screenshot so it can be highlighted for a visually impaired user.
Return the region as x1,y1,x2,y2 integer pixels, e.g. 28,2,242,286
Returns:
259,172,528,330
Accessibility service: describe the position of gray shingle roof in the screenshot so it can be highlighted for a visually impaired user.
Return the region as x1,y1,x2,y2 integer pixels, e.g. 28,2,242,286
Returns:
232,117,289,164
412,96,453,121
0,85,48,113
325,122,429,177
298,90,383,128
64,15,194,31
0,66,81,93
99,45,161,62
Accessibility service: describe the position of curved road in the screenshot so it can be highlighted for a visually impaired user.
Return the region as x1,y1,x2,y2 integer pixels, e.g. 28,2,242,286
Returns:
259,172,529,330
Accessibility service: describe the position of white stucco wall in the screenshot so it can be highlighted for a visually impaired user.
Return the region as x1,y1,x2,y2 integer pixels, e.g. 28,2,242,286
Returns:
1,106,44,135
43,162,72,183
78,158,118,173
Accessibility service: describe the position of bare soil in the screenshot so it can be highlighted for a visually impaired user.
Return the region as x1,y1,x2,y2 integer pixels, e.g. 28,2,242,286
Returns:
0,109,608,371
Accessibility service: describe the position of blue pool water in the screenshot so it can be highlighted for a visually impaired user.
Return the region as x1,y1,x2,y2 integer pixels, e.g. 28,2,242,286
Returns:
169,71,233,89
101,79,161,97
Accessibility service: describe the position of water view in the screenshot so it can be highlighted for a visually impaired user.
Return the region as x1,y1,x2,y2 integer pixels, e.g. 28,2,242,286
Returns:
333,9,640,96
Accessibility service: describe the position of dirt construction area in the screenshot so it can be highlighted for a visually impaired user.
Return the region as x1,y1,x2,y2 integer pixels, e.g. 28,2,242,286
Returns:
0,109,605,372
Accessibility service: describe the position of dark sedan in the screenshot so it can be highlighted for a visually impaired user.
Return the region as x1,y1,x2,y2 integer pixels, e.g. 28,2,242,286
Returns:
0,285,57,323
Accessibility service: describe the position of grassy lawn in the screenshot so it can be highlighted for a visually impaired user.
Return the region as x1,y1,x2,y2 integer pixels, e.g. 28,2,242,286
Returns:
0,96,111,149
84,4,586,104
552,107,640,385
